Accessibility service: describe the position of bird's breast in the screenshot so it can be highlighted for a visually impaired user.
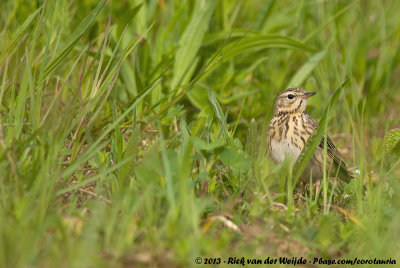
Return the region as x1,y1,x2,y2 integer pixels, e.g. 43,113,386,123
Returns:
268,115,305,164
270,138,302,164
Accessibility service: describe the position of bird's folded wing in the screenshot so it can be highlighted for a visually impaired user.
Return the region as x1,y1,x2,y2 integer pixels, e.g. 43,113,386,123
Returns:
305,113,354,182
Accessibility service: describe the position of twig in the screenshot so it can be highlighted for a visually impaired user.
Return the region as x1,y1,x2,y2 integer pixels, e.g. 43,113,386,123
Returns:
77,188,112,204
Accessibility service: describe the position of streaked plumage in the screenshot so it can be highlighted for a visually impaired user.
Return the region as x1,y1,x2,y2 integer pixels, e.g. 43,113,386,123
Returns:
267,88,354,184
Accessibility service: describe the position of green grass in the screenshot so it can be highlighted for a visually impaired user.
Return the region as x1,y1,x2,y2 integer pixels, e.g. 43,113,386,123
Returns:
1,0,400,267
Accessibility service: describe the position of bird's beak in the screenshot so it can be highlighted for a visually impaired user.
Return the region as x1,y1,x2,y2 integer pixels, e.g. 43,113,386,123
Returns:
302,91,316,99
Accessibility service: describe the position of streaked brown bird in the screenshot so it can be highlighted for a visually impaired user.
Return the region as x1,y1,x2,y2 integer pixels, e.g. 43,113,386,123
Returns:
267,88,355,185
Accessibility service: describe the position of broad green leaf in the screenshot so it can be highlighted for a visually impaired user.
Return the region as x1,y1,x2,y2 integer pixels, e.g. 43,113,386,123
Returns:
202,34,316,81
220,89,259,104
213,34,316,61
316,216,335,246
202,30,258,46
190,116,207,137
134,141,163,185
170,0,217,90
191,136,225,153
220,148,252,173
187,85,210,111
202,31,313,52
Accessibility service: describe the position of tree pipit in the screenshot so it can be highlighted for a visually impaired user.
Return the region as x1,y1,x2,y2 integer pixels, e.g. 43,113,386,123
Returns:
267,88,355,187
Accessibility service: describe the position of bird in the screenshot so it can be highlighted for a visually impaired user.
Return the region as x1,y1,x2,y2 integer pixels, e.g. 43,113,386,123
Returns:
267,88,355,186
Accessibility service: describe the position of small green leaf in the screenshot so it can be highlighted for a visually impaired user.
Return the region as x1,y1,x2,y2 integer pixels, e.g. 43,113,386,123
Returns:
208,89,225,127
119,126,141,181
384,128,400,153
208,88,229,140
220,148,252,173
317,216,335,246
246,118,258,158
190,116,207,137
191,136,225,152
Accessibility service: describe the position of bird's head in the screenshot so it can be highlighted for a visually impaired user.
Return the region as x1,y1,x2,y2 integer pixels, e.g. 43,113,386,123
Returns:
273,88,316,116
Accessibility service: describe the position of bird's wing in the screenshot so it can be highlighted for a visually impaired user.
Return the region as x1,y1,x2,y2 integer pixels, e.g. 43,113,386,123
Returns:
304,113,354,182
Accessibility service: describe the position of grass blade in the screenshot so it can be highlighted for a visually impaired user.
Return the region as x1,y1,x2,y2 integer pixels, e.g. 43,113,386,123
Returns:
43,0,107,78
208,88,229,140
292,78,349,187
287,50,327,88
61,78,161,180
0,8,42,62
170,0,217,90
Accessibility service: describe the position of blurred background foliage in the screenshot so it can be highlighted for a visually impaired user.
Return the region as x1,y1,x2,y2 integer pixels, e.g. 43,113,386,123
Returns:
0,0,400,267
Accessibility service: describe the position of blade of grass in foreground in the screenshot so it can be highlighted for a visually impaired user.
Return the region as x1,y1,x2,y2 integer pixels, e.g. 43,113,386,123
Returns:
292,78,349,188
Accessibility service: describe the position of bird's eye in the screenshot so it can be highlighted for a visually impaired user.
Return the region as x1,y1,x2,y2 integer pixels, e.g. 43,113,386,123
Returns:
287,94,294,99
